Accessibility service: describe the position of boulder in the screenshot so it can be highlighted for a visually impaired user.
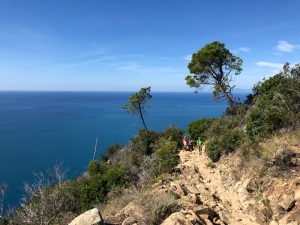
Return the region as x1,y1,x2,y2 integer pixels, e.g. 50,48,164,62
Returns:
121,216,138,225
69,208,103,225
245,178,260,193
294,187,300,201
116,202,145,225
161,211,203,225
280,194,296,211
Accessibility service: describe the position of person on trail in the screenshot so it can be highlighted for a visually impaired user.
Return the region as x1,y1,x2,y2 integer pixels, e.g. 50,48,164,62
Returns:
201,143,206,155
182,136,188,150
197,137,203,153
188,138,194,151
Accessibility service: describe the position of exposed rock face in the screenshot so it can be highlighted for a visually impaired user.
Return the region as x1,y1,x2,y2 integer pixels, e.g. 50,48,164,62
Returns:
69,208,103,225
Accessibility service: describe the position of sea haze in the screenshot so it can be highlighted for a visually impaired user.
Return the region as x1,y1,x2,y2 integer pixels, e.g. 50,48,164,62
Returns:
0,91,246,208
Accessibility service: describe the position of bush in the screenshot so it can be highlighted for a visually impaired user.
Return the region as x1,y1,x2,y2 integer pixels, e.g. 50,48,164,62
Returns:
206,129,244,162
187,118,215,140
139,193,178,225
80,174,109,209
80,163,129,209
219,129,245,154
154,138,179,175
107,144,122,156
206,138,222,162
131,130,159,156
246,69,300,140
88,160,104,176
161,126,184,147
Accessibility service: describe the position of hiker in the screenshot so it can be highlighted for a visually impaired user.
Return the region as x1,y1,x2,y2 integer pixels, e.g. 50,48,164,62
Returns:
197,137,203,153
182,136,188,150
201,143,206,155
187,138,194,151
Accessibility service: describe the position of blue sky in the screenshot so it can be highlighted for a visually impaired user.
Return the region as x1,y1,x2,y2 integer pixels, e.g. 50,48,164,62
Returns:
0,0,299,91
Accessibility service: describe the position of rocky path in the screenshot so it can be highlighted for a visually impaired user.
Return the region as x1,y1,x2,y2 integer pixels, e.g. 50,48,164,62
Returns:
172,149,259,225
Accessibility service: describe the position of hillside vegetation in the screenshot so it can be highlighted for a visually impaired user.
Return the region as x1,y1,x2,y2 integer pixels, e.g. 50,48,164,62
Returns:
1,64,299,225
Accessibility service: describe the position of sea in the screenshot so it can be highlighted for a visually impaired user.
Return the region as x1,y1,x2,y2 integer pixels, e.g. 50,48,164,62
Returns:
0,91,246,209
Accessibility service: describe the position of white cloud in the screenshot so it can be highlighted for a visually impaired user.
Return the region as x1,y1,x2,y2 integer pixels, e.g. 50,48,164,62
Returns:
277,41,300,53
183,54,192,61
255,61,284,69
237,47,250,53
231,47,250,54
116,62,181,74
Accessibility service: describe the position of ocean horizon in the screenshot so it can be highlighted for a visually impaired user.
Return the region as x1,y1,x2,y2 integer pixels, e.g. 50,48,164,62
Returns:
0,91,247,209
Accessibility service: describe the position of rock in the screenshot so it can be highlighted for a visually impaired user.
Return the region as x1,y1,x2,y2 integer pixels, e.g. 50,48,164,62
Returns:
193,206,219,222
269,221,278,225
116,202,145,225
69,208,103,225
161,211,203,225
121,217,137,225
245,178,260,193
294,187,300,201
280,194,296,211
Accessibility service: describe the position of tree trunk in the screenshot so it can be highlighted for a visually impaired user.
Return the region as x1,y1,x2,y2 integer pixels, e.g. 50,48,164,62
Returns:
138,105,149,133
218,84,237,108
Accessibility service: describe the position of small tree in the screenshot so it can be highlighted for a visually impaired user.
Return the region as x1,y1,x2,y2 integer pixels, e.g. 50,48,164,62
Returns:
0,184,6,220
123,87,152,132
185,41,242,108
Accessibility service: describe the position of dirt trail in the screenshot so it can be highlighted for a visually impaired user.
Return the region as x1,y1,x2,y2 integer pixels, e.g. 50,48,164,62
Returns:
178,149,259,225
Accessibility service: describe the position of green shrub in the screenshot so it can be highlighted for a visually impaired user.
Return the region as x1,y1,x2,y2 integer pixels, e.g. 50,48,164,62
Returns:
81,163,129,209
87,160,110,176
207,162,216,168
206,129,244,162
154,138,179,175
80,174,109,209
246,70,300,140
0,220,9,225
220,129,245,154
187,118,215,140
206,137,222,162
161,126,184,147
131,130,159,155
107,144,122,156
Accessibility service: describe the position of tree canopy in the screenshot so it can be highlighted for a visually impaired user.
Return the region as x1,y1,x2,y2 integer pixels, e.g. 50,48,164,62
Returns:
185,41,243,107
123,87,152,132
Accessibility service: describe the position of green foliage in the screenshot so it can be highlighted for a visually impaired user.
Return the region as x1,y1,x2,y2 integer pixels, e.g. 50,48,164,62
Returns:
207,162,216,168
246,67,300,140
131,129,159,156
185,41,242,106
80,164,129,209
206,130,244,162
187,118,215,140
107,144,122,156
206,138,222,162
0,219,8,225
154,138,179,175
219,129,245,154
123,87,152,132
87,160,110,176
161,126,184,147
80,174,109,209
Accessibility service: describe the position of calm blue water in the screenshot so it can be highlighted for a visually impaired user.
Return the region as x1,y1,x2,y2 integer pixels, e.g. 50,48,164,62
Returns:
0,91,244,208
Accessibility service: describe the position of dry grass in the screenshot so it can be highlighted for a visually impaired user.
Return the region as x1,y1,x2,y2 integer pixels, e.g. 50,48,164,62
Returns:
101,188,139,217
260,129,300,162
137,192,178,225
101,187,178,225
